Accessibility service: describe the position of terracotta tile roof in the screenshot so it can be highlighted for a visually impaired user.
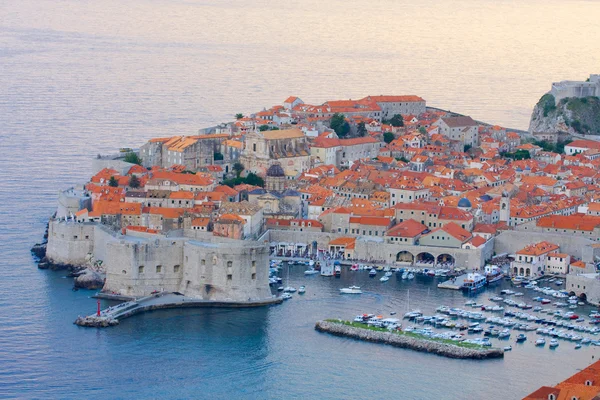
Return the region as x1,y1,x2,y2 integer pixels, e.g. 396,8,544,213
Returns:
386,219,428,237
261,128,305,140
516,241,559,256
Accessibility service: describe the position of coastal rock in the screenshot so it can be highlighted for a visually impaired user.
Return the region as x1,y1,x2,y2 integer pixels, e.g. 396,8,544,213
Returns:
74,268,105,290
529,93,600,135
31,243,47,261
315,320,504,360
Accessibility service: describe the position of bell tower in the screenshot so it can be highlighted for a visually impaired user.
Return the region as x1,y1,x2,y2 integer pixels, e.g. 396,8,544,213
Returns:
500,191,511,224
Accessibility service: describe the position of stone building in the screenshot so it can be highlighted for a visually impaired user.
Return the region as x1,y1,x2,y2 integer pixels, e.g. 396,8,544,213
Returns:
240,129,310,177
139,134,229,170
434,116,479,147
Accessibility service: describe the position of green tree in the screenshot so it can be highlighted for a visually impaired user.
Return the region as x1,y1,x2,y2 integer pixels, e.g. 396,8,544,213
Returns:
235,113,244,120
389,114,404,127
129,175,140,188
214,152,224,161
124,152,142,165
108,176,119,187
357,122,367,137
464,144,472,153
259,125,270,131
418,127,427,135
330,113,350,137
232,162,245,178
383,132,395,144
245,172,265,187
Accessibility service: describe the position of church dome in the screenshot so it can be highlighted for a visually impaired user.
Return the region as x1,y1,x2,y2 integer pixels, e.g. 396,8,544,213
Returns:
457,197,472,208
266,163,285,177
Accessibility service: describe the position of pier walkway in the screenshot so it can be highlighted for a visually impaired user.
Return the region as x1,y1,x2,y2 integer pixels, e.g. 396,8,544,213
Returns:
437,274,469,290
75,292,282,327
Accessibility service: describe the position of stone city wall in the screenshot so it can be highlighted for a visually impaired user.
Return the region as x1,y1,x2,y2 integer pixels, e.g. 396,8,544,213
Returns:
46,220,95,266
565,274,600,306
181,240,271,302
494,230,595,261
102,237,186,297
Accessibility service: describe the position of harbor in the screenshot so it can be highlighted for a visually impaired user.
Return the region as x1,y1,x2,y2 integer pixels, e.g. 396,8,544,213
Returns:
267,261,600,358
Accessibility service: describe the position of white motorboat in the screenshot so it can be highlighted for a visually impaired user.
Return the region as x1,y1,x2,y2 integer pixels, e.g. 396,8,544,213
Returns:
298,285,306,294
380,276,390,282
549,339,559,348
281,293,292,300
369,269,377,277
283,287,297,293
339,286,362,294
384,271,393,277
277,286,284,291
407,273,415,280
304,269,319,275
535,338,546,346
401,272,408,279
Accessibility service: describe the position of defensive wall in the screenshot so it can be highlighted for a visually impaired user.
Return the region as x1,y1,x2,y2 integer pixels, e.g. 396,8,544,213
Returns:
495,230,599,262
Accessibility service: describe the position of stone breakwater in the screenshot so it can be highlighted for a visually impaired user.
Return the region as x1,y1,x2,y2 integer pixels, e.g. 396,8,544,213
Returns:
315,321,504,360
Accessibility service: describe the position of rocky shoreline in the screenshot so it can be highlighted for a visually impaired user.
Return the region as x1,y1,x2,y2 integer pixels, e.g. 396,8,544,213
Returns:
315,320,504,360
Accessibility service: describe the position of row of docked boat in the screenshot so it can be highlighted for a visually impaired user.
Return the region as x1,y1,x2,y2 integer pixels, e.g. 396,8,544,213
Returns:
353,314,401,330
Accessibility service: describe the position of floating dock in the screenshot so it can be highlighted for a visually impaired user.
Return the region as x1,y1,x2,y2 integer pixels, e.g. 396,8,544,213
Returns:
437,274,469,290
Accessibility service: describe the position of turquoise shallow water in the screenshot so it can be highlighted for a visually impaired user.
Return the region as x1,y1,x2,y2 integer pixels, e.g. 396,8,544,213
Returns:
1,0,600,398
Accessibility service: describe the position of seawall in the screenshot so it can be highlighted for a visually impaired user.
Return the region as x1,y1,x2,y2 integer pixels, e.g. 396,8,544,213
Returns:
315,320,504,360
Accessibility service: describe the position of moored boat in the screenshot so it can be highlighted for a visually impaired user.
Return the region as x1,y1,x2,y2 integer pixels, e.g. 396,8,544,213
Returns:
339,286,362,294
461,273,487,292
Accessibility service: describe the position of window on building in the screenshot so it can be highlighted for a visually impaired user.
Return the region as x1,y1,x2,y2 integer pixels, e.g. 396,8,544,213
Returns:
138,265,144,273
156,265,162,273
174,265,180,273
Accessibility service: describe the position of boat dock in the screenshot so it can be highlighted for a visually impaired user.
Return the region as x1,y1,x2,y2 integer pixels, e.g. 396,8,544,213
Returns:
75,292,282,327
437,274,469,290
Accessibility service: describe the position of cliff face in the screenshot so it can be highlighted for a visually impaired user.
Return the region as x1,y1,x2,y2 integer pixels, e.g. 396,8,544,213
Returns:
529,93,600,135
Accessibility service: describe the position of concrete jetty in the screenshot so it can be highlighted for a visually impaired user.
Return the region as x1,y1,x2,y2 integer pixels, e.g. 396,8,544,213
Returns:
437,273,472,290
75,292,282,328
315,320,504,359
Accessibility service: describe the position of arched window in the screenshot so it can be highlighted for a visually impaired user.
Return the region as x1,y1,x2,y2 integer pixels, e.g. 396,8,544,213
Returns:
138,265,144,273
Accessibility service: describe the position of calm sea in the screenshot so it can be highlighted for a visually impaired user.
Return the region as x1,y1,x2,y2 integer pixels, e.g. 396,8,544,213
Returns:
1,0,600,398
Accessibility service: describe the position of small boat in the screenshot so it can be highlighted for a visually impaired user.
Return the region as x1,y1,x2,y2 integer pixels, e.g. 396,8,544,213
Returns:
384,271,393,277
304,269,319,275
575,344,582,349
549,339,559,348
369,269,377,277
277,286,284,291
407,273,415,280
401,272,408,279
535,338,546,346
283,287,297,293
339,286,362,294
380,276,389,282
350,264,359,271
281,293,292,300
516,334,527,342
334,265,341,277
298,286,306,294
503,346,512,352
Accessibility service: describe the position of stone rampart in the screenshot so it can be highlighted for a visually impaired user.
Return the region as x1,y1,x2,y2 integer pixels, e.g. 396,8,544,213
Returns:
494,230,595,261
46,220,95,266
102,236,186,296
